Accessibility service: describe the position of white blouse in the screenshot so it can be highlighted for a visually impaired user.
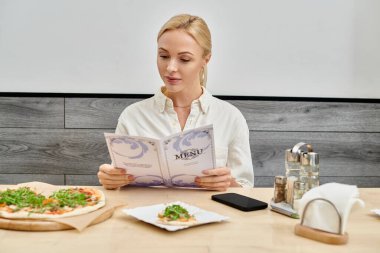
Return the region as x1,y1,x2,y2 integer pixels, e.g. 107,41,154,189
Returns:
115,87,254,187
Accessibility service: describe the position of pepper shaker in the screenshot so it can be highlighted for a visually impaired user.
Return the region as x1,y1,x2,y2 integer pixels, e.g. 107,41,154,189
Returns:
300,152,320,191
285,149,301,204
285,142,313,204
292,181,306,212
273,176,287,203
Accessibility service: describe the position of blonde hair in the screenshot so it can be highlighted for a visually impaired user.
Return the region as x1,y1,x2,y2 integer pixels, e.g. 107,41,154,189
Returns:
157,14,212,87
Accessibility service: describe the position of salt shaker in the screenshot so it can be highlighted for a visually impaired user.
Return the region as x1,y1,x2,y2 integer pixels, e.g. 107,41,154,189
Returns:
285,148,301,179
292,181,306,212
273,176,287,203
300,152,320,191
285,142,313,204
285,149,301,204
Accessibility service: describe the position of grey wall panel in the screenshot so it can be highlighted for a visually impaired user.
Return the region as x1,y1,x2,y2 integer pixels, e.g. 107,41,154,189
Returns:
0,174,64,185
318,177,380,187
0,128,111,175
251,131,380,178
65,98,143,129
1,127,378,187
0,97,64,128
65,98,380,132
255,176,380,188
3,174,377,188
229,100,380,132
65,174,101,186
0,96,379,187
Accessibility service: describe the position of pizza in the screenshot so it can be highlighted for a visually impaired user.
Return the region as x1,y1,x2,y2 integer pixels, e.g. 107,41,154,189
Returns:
0,186,105,219
157,204,197,226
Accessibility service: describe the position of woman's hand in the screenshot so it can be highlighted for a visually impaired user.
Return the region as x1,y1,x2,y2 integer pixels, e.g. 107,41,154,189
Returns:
195,167,240,191
97,164,134,190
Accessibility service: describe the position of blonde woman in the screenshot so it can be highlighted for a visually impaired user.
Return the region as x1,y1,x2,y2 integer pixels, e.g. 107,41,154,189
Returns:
98,14,254,191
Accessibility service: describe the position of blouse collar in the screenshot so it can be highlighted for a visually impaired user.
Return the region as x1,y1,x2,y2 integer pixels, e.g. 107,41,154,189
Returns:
154,86,211,114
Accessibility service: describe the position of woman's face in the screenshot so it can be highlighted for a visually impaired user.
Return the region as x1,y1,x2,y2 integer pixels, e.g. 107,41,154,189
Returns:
157,29,210,95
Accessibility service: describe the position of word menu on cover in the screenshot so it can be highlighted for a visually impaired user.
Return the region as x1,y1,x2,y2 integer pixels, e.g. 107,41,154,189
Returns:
104,125,216,188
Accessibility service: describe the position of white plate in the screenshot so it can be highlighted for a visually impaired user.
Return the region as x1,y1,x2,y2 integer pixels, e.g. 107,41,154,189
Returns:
122,201,229,231
370,209,380,216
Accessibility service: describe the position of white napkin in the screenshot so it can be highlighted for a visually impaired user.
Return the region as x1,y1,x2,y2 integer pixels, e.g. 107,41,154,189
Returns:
298,183,365,234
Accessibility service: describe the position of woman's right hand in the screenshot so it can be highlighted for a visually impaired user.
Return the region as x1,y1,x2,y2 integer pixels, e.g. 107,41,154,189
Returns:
97,164,134,190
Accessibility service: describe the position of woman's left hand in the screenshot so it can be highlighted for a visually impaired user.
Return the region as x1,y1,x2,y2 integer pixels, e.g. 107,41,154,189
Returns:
195,167,240,191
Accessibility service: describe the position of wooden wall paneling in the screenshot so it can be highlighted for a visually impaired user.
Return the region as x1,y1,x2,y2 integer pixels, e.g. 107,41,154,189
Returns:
65,174,101,186
65,98,143,129
1,96,379,187
56,176,380,188
0,128,111,175
0,174,64,185
251,131,380,178
1,128,378,186
64,98,380,132
319,176,380,187
0,97,64,128
64,176,380,188
255,176,380,187
229,100,380,132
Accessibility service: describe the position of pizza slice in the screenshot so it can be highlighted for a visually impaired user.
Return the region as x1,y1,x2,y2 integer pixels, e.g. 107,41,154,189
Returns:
0,186,105,219
157,204,197,226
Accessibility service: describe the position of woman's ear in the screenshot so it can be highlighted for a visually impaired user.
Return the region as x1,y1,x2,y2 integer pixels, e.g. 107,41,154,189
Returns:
204,53,211,65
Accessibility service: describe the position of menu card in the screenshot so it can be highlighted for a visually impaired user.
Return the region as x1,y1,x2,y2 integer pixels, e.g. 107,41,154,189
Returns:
104,125,215,188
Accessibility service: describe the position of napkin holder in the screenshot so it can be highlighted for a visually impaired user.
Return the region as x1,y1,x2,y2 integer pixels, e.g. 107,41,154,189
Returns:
294,198,348,245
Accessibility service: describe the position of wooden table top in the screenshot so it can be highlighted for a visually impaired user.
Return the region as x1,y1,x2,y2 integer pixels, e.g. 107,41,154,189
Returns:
1,186,379,253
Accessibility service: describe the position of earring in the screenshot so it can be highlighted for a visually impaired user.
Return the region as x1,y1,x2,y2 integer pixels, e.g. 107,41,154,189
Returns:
200,67,205,85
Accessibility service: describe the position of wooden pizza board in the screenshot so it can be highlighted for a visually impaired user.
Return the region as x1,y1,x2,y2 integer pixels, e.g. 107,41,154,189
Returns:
0,207,114,231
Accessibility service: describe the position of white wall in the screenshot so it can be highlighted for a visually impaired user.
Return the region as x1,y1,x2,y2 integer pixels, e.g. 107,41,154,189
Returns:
0,0,379,98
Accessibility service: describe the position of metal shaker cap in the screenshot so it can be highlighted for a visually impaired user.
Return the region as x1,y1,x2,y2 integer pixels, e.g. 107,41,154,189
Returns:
292,142,313,153
285,149,300,162
300,152,319,166
275,175,287,184
285,142,313,162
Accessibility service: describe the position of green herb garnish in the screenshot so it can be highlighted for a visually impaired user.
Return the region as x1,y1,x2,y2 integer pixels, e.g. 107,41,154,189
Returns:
162,204,191,221
49,189,87,208
0,187,91,214
0,187,45,209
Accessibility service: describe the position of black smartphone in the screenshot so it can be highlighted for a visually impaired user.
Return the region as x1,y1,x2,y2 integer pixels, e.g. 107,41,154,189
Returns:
211,193,268,212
